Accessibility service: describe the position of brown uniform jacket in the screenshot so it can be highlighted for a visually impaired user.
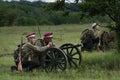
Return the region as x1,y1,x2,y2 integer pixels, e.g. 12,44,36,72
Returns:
93,30,100,38
22,39,49,63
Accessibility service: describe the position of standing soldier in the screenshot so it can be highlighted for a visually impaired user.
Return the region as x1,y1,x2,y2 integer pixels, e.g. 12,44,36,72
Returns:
92,23,100,51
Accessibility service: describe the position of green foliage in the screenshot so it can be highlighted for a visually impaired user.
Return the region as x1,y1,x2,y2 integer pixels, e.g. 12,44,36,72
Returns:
16,17,37,26
0,7,17,26
81,0,120,26
43,0,65,11
0,1,112,26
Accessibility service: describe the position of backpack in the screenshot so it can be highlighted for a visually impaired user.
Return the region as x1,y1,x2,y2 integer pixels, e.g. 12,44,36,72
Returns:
80,29,95,51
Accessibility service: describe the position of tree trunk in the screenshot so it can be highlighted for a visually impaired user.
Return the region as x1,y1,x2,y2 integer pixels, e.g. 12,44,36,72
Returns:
116,23,120,53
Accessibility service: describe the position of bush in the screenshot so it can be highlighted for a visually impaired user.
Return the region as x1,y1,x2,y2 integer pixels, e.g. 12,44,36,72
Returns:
16,17,37,26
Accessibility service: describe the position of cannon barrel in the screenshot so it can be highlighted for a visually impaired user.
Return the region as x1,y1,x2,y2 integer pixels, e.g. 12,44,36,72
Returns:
60,44,82,49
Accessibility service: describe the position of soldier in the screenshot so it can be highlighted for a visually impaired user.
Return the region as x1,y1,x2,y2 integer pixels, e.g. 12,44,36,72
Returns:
92,23,100,51
13,32,53,71
32,32,55,67
80,29,95,51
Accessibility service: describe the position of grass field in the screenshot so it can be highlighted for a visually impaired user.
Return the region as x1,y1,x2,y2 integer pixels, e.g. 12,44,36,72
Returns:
0,24,120,80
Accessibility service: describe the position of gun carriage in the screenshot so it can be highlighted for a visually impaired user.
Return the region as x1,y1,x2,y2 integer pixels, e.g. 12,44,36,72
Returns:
13,39,82,72
35,39,82,72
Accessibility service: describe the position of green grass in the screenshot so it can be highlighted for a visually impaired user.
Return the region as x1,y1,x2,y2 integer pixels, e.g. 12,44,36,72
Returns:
0,24,120,80
0,24,109,54
81,50,120,70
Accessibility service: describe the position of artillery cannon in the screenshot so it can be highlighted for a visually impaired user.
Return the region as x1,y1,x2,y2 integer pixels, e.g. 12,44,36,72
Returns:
12,39,82,72
35,39,82,72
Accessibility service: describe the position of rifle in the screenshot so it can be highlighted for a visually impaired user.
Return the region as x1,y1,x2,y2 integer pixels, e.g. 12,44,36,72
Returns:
17,37,23,71
37,25,41,38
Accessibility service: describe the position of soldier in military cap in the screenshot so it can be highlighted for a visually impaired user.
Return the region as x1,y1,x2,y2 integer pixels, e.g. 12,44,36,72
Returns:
33,32,55,67
24,32,54,70
92,23,100,51
13,32,54,71
35,32,54,47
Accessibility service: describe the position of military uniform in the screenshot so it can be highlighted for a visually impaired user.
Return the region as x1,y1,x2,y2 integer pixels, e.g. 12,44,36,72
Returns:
93,29,100,44
92,23,100,51
32,32,54,66
13,32,54,71
22,41,49,63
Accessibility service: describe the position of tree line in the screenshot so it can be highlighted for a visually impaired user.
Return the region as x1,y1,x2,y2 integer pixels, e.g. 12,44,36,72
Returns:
0,0,112,26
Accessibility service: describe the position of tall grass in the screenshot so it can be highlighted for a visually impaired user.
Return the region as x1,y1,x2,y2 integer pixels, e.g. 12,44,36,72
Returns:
0,24,109,54
0,24,120,80
0,54,120,80
80,50,120,70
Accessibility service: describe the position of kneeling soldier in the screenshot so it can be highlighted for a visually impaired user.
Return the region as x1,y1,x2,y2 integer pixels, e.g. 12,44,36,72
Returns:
12,32,54,71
